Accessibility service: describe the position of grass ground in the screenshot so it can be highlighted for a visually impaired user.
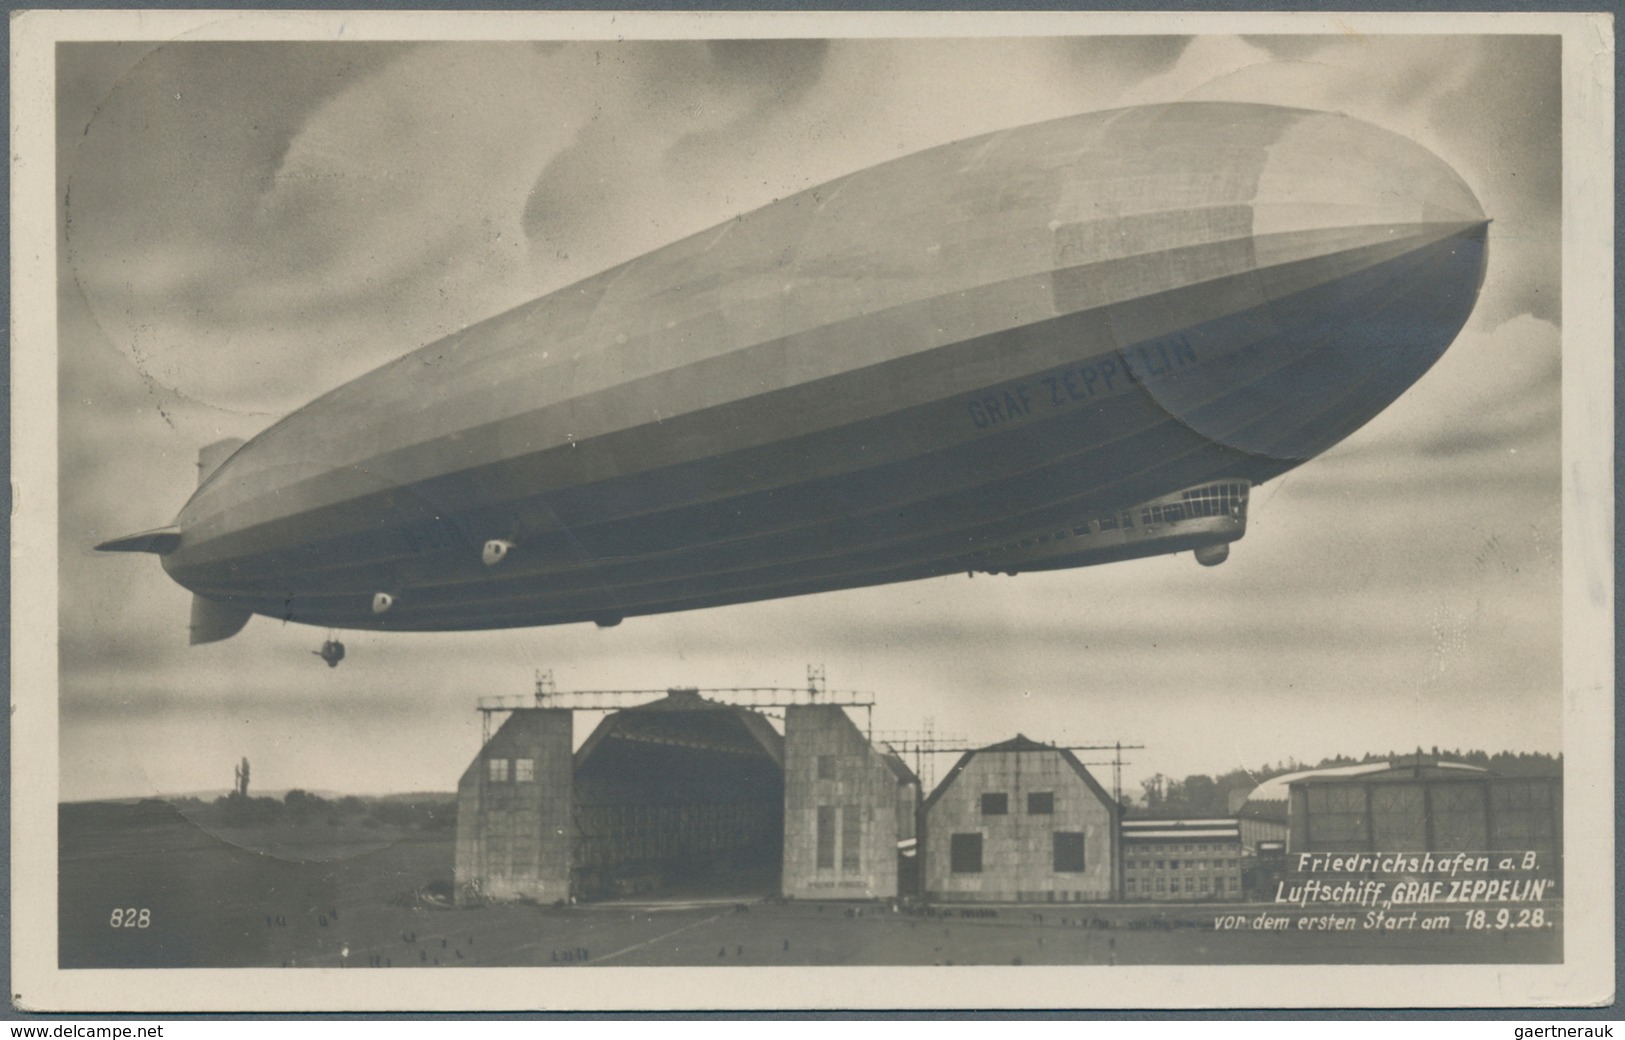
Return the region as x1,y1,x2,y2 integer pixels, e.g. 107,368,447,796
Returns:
59,801,1561,969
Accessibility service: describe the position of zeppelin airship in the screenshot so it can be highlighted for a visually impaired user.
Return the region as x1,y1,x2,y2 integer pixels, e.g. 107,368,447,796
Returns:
97,101,1489,646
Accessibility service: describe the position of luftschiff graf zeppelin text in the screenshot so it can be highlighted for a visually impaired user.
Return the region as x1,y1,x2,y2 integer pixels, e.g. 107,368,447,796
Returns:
1211,850,1558,934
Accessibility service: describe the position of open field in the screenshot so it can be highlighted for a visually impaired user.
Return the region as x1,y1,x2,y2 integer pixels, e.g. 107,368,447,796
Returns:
60,801,1561,968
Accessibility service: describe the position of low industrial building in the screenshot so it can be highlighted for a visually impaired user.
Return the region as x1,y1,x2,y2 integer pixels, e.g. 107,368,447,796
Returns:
921,735,1120,903
1120,818,1243,901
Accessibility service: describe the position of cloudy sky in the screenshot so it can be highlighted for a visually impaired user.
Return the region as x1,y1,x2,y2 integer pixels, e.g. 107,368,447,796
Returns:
54,32,1563,803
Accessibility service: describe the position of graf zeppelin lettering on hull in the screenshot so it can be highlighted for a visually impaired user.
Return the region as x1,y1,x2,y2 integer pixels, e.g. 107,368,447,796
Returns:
96,101,1489,641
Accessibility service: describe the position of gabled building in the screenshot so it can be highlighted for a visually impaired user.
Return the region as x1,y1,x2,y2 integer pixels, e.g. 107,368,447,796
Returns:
922,735,1120,903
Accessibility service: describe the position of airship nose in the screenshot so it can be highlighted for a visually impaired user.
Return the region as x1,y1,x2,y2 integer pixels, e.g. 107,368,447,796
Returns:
1138,111,1489,465
1253,111,1486,231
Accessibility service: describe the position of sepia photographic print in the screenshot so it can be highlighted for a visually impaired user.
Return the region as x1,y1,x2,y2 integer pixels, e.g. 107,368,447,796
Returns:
10,10,1614,1012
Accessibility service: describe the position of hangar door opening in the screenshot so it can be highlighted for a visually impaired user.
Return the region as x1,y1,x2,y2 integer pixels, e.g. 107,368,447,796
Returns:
572,691,785,900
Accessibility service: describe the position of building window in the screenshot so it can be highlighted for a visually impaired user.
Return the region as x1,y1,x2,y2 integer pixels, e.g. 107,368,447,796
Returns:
816,806,836,869
1027,792,1055,815
817,755,836,781
1155,860,1164,870
1169,860,1180,869
1126,878,1136,894
1155,877,1165,892
487,758,509,782
1201,877,1212,894
950,833,983,874
841,806,862,873
1053,832,1086,873
981,792,1009,816
513,758,535,782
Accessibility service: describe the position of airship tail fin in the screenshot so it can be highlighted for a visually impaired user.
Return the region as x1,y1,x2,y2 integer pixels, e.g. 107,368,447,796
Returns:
190,595,252,645
95,526,182,555
197,437,247,487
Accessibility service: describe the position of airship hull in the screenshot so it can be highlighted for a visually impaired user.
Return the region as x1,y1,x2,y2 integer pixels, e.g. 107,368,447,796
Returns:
127,102,1487,634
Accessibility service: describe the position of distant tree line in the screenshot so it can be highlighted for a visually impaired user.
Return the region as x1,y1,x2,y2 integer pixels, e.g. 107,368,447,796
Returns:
1125,748,1564,818
171,789,457,831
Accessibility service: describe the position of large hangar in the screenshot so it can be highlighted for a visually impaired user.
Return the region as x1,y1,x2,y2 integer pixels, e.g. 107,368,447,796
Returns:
455,681,915,905
573,691,786,899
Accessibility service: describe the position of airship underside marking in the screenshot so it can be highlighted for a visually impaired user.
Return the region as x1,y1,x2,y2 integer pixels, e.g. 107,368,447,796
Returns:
169,223,1485,630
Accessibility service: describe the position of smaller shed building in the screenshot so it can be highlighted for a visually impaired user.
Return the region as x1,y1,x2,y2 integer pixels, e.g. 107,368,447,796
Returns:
1235,800,1290,855
922,735,1120,903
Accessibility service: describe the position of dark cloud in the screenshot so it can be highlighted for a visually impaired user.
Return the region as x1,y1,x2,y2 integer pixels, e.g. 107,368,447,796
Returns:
522,125,625,248
1238,35,1339,61
706,39,830,100
523,41,834,263
1428,36,1561,325
56,42,161,147
1055,35,1193,81
62,42,578,415
59,42,427,408
62,41,417,237
1415,406,1556,461
662,42,834,182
